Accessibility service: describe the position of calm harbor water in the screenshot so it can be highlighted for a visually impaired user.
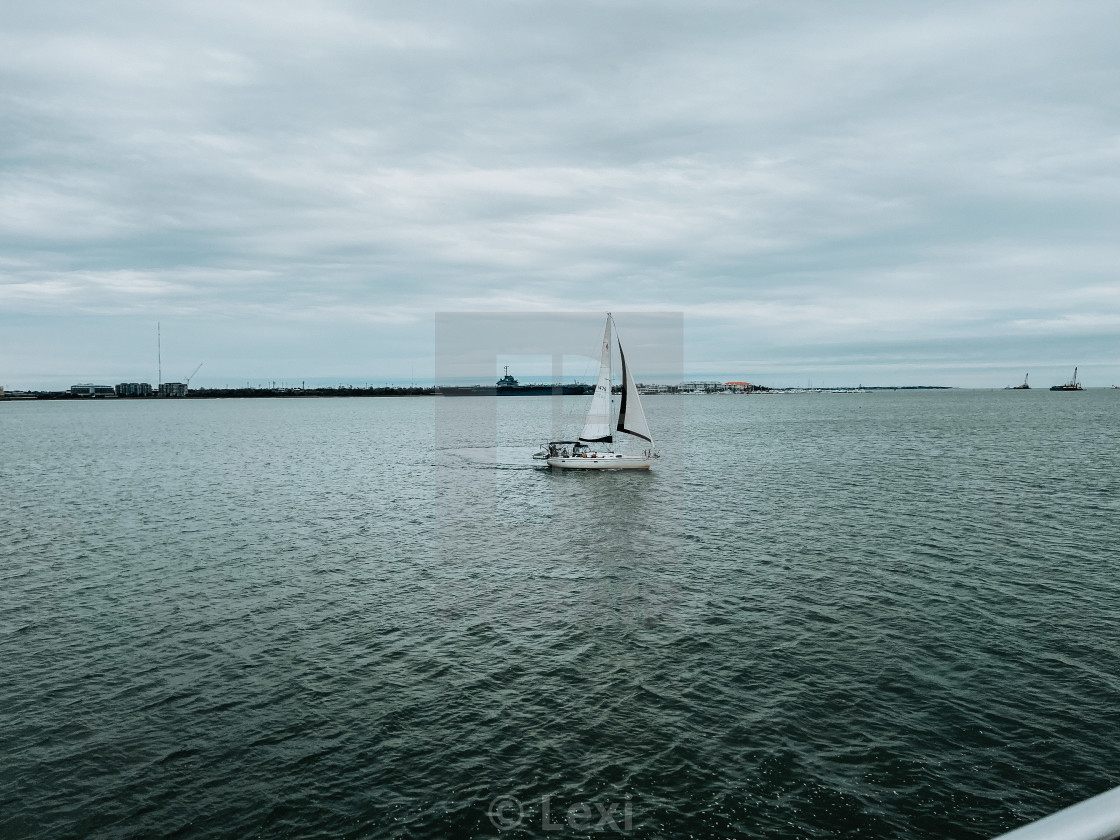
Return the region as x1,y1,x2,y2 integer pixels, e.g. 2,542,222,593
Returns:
2,390,1118,839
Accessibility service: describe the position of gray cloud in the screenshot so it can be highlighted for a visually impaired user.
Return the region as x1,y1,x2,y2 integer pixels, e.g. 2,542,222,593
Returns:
1,0,1118,388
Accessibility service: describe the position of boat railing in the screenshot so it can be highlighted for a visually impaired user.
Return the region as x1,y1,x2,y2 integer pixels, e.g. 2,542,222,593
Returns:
992,784,1120,840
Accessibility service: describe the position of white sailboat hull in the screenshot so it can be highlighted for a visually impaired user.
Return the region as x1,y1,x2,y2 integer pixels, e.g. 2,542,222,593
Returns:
546,454,652,470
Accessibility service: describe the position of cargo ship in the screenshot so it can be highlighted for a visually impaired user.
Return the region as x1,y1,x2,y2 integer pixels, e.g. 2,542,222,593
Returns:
438,367,592,396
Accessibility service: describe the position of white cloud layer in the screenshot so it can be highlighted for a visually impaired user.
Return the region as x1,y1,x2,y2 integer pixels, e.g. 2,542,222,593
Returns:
1,0,1118,387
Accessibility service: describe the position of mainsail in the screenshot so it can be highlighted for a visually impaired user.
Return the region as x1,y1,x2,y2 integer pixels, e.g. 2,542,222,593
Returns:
578,316,614,443
616,342,652,444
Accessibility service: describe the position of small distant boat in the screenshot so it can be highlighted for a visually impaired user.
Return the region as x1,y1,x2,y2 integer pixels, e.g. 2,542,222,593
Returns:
1050,367,1084,391
1008,372,1030,390
533,314,658,469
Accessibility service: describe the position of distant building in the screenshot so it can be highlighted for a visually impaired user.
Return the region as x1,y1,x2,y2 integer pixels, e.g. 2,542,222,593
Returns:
70,384,117,397
115,382,152,397
680,381,725,394
158,382,187,397
0,385,4,396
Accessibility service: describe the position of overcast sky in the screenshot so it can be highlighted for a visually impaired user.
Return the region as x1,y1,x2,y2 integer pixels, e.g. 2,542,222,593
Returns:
2,0,1118,388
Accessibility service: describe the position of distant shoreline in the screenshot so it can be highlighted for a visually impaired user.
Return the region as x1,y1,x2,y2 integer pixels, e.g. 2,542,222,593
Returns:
4,386,435,400
4,384,969,401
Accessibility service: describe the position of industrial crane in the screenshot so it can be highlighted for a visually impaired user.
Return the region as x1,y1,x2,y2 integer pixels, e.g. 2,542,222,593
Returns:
184,363,203,392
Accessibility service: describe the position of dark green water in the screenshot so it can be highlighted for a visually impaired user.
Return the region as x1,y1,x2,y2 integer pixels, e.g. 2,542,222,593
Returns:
2,390,1118,839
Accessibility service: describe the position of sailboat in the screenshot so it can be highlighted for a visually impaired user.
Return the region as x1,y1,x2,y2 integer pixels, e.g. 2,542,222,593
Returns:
533,314,658,470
